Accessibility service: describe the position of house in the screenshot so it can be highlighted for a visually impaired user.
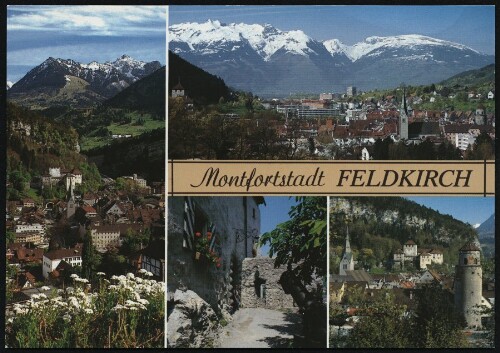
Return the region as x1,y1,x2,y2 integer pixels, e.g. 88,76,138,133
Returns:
41,167,82,190
140,238,165,280
42,244,83,279
22,199,35,208
86,223,144,252
408,121,440,140
7,243,44,266
15,231,44,245
393,240,443,269
14,223,45,237
487,90,495,99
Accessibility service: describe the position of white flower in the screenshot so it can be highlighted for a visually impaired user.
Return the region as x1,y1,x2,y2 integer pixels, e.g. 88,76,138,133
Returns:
137,298,149,306
66,287,74,294
97,272,105,276
138,269,147,274
126,273,135,279
31,294,40,300
135,277,143,284
146,272,153,277
57,289,64,294
63,314,71,322
41,286,51,291
38,293,47,299
84,308,94,315
70,274,79,279
68,296,80,309
7,317,14,324
112,304,125,311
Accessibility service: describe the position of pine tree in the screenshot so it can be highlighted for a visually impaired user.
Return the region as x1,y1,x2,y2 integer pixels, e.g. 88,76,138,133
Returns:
82,230,101,282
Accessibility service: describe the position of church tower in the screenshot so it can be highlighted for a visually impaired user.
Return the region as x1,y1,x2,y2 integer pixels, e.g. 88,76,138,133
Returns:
171,77,185,98
454,241,483,328
66,179,76,220
399,87,409,140
339,226,354,276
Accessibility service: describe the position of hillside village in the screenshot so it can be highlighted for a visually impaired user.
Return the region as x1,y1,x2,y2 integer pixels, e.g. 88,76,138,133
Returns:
6,163,165,300
330,228,495,348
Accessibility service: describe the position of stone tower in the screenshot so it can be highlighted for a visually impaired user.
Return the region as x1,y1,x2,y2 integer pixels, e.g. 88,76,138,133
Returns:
172,78,185,98
403,240,417,257
454,241,483,328
399,87,409,140
339,226,354,276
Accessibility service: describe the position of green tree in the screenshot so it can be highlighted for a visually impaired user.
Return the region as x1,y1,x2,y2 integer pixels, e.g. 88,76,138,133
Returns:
120,228,151,256
411,284,469,348
259,197,327,283
81,231,102,282
344,290,411,348
6,230,16,244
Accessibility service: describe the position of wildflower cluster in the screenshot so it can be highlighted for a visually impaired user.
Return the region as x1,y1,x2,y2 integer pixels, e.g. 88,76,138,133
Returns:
5,272,164,348
194,231,222,268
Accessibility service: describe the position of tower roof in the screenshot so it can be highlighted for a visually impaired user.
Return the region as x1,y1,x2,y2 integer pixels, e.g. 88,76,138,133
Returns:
173,82,184,90
405,240,416,245
459,242,480,252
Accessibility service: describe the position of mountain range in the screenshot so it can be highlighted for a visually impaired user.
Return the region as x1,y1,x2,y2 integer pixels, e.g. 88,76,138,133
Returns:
8,55,162,109
169,20,495,96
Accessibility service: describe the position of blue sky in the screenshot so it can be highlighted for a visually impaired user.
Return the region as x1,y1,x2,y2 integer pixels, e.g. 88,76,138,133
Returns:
258,196,494,255
7,5,166,83
169,5,494,54
405,197,494,228
258,197,298,256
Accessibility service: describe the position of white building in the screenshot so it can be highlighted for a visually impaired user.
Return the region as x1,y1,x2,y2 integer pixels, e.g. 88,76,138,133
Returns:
42,246,83,279
14,223,45,236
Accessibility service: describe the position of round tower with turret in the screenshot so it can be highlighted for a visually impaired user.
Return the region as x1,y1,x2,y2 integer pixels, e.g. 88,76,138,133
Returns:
454,241,482,328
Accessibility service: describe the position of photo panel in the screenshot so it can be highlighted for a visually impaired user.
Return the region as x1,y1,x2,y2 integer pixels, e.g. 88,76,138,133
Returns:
167,196,327,348
168,5,494,162
5,5,167,348
328,196,494,348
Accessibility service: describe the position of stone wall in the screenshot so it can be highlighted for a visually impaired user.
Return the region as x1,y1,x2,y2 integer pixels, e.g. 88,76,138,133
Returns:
167,197,261,314
240,257,296,310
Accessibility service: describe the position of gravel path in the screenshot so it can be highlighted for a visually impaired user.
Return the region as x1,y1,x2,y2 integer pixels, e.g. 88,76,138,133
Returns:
218,308,302,348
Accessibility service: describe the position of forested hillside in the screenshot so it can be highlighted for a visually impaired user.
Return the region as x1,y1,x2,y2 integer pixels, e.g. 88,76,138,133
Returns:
168,51,230,105
330,197,477,272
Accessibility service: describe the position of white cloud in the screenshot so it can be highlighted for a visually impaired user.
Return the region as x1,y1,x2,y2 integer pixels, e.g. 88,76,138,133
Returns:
7,5,166,36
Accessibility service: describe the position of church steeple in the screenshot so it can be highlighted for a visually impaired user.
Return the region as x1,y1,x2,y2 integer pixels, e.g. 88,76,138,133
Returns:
399,85,409,140
339,224,354,276
401,87,408,116
344,225,351,254
66,179,76,219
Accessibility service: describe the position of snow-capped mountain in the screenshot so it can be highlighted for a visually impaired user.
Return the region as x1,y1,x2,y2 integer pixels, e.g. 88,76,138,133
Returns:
8,55,162,108
170,19,326,61
169,21,494,95
6,81,14,90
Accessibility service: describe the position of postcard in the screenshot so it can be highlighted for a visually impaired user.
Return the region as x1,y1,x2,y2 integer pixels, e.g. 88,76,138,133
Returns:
4,3,495,350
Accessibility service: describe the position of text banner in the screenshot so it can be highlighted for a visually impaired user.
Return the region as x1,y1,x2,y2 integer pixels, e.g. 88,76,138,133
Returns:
168,160,494,196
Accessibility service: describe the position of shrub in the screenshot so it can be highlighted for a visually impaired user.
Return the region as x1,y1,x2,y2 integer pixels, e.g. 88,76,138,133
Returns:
5,271,164,348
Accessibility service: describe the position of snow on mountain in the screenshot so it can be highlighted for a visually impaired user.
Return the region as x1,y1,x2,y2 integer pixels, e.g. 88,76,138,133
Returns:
323,39,353,60
171,21,484,63
8,55,162,109
169,21,493,94
349,35,477,61
169,20,317,61
6,81,14,90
